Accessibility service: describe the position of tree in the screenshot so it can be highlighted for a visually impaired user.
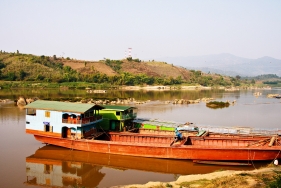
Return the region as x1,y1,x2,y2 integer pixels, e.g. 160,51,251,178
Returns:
6,72,16,81
236,75,241,80
120,72,130,85
63,66,72,73
36,74,45,81
19,70,27,80
175,76,183,84
0,61,5,69
109,75,120,85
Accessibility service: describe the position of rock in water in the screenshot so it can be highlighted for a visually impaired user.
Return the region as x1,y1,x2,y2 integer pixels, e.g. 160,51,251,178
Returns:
17,97,27,106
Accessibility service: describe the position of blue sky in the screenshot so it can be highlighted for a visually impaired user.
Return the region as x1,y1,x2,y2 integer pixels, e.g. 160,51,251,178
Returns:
1,0,281,61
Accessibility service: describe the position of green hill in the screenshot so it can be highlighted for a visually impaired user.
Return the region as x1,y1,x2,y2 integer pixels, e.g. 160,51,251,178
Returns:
0,51,247,88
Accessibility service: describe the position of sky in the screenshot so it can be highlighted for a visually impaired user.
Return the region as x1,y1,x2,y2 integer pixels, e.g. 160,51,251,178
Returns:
1,0,281,61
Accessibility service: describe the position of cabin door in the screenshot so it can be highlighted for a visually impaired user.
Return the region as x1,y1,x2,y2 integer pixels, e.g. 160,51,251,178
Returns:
110,121,120,131
62,126,71,138
110,121,116,130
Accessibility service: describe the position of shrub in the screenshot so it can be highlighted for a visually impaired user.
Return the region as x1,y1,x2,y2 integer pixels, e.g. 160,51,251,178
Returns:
206,101,230,109
266,170,281,188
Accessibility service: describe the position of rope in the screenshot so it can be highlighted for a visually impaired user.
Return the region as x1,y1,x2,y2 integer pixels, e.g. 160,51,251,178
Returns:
248,148,257,169
71,139,74,151
98,125,111,141
251,151,256,169
272,137,281,164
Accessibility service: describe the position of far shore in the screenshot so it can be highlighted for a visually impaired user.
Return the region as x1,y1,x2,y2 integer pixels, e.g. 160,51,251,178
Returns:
117,85,272,91
120,85,212,90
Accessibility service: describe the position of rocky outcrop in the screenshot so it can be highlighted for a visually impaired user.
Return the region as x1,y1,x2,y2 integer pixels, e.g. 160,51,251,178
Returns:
172,98,214,104
16,97,39,106
16,96,27,106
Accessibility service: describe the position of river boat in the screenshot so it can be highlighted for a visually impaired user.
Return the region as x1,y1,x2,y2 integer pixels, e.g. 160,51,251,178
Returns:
25,100,281,162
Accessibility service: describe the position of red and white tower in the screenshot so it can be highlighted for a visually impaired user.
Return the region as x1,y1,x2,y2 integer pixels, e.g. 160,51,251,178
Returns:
128,48,132,58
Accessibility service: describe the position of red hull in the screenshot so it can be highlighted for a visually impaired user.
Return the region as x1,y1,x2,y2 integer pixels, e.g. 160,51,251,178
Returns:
33,133,281,161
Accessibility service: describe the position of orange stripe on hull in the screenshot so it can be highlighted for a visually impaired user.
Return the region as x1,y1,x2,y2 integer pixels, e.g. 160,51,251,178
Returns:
26,129,61,137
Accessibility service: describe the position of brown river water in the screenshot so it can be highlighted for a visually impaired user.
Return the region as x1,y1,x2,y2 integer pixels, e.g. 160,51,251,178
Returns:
0,88,280,187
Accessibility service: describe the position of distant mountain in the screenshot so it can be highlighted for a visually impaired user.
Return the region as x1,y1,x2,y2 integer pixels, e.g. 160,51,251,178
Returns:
193,67,241,77
155,54,281,77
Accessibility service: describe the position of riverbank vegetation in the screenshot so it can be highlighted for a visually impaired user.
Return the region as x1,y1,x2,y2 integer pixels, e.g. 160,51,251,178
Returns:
244,74,281,87
125,165,281,188
178,169,281,188
0,51,277,89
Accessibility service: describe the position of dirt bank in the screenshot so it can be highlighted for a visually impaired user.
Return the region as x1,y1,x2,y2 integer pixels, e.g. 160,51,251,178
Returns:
115,165,281,188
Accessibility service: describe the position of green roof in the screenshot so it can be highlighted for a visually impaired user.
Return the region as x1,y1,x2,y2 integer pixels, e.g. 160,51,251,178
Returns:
101,105,136,111
25,100,104,113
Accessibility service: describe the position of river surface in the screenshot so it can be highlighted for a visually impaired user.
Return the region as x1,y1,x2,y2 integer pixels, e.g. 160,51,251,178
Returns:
0,88,280,187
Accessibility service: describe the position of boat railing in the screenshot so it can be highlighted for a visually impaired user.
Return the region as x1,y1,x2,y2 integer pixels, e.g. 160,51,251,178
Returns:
62,118,81,124
62,115,102,125
134,119,281,137
82,116,102,124
200,126,281,136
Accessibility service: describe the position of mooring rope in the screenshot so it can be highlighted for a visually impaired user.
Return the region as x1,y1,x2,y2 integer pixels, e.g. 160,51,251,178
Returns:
248,148,257,169
98,125,111,141
272,137,281,164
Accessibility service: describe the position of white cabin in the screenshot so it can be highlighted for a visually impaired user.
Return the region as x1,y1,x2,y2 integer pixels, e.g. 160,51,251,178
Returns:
25,100,104,139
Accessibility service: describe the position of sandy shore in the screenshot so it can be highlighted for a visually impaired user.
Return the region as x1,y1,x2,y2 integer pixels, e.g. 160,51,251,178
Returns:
114,165,281,188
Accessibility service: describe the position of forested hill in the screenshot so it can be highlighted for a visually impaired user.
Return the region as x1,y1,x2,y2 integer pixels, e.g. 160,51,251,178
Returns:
0,51,243,87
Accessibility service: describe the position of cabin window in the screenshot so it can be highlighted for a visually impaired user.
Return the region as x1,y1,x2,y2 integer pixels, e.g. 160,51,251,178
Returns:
44,164,53,174
85,112,89,118
62,113,68,123
62,113,69,119
89,111,94,117
116,111,120,116
45,111,50,118
26,108,36,116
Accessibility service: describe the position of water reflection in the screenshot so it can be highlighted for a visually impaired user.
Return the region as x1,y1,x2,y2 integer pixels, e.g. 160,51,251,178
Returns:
24,145,266,188
1,88,280,102
0,102,23,122
0,88,225,101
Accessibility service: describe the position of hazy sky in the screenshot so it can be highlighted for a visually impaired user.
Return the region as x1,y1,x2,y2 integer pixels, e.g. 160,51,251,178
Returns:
1,0,281,61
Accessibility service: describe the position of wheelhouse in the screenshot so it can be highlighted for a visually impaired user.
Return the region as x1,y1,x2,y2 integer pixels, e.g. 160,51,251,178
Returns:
99,105,137,131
